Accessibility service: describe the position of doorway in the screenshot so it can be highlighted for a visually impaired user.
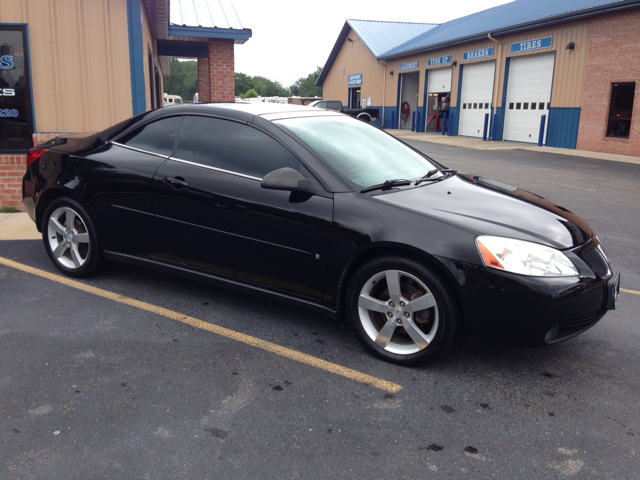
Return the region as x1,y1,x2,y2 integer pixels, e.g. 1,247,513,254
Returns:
399,71,419,130
349,87,361,108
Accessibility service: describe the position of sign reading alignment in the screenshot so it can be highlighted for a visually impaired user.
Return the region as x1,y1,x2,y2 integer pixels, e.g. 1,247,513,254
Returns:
400,61,419,71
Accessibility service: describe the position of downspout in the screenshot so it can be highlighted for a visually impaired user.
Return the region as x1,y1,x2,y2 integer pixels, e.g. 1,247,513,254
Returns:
487,33,502,138
378,60,387,128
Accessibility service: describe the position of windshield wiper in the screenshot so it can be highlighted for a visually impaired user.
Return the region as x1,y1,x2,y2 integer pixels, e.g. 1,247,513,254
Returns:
414,168,457,186
361,179,412,194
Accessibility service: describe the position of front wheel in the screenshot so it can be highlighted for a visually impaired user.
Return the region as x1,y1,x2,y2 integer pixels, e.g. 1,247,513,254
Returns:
42,198,108,277
346,256,460,366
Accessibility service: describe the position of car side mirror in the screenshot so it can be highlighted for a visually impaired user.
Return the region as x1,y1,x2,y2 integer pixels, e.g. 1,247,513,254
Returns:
261,167,315,194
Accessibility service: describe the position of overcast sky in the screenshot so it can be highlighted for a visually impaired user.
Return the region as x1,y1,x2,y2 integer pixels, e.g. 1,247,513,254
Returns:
232,0,514,87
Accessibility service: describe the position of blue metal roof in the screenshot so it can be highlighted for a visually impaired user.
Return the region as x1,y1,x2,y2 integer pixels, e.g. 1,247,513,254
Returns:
316,19,437,86
168,0,252,42
381,0,634,58
348,20,438,57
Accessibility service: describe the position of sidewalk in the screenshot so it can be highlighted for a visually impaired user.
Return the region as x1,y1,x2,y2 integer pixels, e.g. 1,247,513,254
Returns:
0,212,40,241
387,130,640,165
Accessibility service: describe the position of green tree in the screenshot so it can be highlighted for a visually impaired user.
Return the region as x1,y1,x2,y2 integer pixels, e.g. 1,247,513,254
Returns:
162,58,198,102
235,72,255,97
240,88,259,99
289,67,323,97
252,76,290,97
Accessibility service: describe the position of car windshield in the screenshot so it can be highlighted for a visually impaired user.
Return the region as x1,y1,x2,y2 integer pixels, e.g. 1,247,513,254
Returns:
275,115,439,188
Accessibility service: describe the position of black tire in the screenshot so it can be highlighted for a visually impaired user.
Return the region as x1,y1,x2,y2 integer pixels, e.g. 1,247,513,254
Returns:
346,256,460,366
41,197,108,278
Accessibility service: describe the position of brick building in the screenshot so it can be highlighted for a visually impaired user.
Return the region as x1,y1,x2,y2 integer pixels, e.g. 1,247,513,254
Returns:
0,0,250,209
317,0,639,158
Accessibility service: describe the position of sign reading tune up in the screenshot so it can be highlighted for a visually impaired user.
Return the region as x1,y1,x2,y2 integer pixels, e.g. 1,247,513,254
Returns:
428,55,451,66
511,37,553,53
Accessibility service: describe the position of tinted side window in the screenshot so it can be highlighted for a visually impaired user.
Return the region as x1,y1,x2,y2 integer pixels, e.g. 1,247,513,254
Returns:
326,101,342,111
174,116,300,178
118,116,183,156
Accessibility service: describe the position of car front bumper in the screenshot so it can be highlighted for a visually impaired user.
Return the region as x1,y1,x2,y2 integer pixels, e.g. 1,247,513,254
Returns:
440,258,619,347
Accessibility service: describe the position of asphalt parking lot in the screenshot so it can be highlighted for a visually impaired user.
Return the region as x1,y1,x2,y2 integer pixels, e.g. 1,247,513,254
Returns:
1,142,639,479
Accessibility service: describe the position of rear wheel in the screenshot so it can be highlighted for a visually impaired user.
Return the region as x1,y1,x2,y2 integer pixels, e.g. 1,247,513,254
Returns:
347,256,460,366
42,198,108,277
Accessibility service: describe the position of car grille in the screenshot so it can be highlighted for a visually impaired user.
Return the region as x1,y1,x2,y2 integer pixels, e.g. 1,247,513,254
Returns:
558,310,603,332
581,247,610,278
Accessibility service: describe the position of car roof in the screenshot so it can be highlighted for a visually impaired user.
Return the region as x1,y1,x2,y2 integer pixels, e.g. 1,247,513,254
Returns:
160,102,339,123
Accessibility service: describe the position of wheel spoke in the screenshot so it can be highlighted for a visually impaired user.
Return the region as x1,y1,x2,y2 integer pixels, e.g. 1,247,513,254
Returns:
70,245,83,268
385,271,402,302
49,217,67,235
359,294,389,313
65,209,76,232
402,318,430,350
405,292,436,313
52,240,69,258
74,233,89,244
375,317,398,349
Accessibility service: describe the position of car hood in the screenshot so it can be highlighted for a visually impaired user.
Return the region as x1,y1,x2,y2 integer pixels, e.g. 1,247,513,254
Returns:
374,173,594,250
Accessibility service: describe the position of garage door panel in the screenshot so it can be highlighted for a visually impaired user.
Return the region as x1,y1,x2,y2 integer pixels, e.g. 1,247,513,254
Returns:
504,53,555,144
427,67,452,94
459,61,495,138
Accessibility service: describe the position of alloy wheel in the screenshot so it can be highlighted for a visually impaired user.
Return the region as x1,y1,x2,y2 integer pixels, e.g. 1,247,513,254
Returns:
357,269,439,355
46,206,91,269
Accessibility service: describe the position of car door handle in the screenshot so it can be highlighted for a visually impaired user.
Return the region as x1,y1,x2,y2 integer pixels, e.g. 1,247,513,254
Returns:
164,176,190,189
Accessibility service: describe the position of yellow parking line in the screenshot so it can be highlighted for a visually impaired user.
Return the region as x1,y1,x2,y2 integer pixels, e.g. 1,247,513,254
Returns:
621,288,640,296
0,256,402,393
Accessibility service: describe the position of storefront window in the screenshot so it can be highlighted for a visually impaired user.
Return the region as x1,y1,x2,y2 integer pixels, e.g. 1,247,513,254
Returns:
607,82,635,139
0,25,34,151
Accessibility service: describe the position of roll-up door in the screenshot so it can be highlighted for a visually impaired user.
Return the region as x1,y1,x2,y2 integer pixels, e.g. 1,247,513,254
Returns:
503,53,555,144
427,67,452,94
459,61,495,137
425,67,452,132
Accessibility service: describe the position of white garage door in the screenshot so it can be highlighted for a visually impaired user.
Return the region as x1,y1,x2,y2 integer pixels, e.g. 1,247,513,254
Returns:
427,67,452,94
459,61,495,138
504,53,555,144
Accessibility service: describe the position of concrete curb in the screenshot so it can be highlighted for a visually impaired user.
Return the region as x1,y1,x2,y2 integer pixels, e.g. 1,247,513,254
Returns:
0,212,41,240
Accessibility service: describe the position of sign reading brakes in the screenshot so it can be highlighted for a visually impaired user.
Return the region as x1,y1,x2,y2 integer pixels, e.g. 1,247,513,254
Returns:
511,37,553,53
428,55,451,66
347,73,362,86
463,47,494,61
400,61,419,71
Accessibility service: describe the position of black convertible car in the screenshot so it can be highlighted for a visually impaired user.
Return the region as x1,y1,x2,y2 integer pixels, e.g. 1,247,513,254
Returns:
22,103,620,365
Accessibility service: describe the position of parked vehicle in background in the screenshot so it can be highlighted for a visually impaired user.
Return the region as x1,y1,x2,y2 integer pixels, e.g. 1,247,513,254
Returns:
163,93,183,105
288,96,321,106
308,99,380,123
244,96,289,105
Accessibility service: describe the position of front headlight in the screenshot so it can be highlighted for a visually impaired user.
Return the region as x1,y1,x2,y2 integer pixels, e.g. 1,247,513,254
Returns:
476,236,579,277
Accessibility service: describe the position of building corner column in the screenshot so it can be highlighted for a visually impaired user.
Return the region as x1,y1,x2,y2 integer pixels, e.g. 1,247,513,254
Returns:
207,38,235,103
